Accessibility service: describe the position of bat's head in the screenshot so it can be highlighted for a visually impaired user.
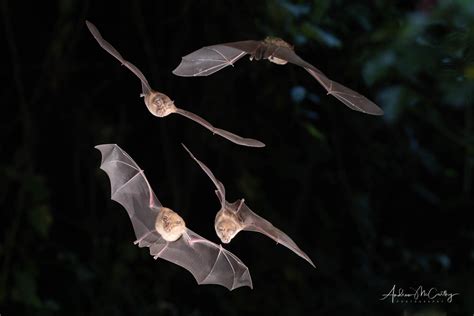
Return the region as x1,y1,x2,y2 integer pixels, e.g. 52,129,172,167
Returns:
215,211,240,244
144,91,177,118
156,207,186,242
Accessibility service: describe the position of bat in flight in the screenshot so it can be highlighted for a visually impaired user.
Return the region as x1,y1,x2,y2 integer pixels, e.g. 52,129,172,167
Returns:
173,37,383,116
95,144,253,290
182,144,315,268
85,21,264,148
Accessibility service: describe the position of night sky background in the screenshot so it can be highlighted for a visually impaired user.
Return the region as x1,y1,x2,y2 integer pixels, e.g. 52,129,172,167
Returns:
1,0,473,315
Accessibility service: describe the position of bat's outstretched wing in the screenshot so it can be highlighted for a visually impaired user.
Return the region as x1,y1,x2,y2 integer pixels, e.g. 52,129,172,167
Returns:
96,144,252,290
85,21,152,96
172,41,261,77
181,144,227,207
95,144,160,241
175,109,265,148
271,47,384,115
237,201,315,268
136,228,253,290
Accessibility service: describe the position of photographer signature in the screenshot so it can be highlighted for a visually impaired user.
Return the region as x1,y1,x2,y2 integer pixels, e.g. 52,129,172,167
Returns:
380,285,459,303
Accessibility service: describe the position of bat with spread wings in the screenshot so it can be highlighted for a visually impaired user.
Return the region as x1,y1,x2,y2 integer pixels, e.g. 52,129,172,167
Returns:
95,144,253,290
173,37,383,116
86,21,264,147
182,144,315,268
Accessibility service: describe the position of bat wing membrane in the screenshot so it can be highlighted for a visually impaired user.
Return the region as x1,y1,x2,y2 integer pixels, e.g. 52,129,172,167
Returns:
136,228,253,290
181,144,227,206
95,144,161,242
175,109,265,148
305,68,384,115
272,47,384,115
238,202,315,267
85,21,152,96
172,41,261,77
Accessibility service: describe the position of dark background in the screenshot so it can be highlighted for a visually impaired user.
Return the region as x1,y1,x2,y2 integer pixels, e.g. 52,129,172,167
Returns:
1,0,473,315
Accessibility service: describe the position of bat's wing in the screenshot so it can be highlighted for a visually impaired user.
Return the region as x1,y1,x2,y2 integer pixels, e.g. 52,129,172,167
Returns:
136,228,253,290
175,108,265,148
181,144,227,207
172,41,261,77
271,47,384,115
237,202,315,268
85,21,152,96
95,144,161,241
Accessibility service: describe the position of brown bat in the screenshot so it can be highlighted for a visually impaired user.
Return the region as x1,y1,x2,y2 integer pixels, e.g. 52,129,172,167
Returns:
182,144,315,268
95,144,253,290
173,37,383,116
85,21,264,147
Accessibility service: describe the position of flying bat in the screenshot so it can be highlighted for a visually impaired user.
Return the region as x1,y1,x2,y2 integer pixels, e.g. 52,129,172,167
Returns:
173,37,383,116
85,21,264,148
182,144,315,268
95,144,253,290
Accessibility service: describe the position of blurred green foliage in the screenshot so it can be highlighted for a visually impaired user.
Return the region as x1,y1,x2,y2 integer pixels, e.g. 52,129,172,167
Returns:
0,0,473,315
